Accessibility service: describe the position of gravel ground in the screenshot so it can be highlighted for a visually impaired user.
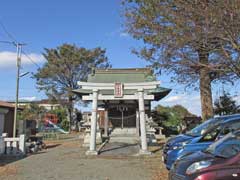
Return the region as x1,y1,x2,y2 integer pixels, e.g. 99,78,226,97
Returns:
0,136,168,180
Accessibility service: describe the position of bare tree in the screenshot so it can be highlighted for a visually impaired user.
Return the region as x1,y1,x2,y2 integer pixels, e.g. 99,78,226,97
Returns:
123,0,240,120
212,1,240,79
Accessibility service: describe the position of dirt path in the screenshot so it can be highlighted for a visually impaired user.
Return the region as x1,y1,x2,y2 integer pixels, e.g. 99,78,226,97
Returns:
0,138,168,180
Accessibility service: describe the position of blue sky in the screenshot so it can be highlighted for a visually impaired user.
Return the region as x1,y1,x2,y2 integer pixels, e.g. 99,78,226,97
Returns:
0,0,239,115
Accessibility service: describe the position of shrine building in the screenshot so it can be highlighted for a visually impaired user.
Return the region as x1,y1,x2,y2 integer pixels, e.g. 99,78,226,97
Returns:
73,68,171,155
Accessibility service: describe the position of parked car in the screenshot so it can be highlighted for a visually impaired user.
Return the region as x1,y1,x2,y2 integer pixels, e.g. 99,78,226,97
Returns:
163,114,240,169
165,115,240,169
169,130,240,180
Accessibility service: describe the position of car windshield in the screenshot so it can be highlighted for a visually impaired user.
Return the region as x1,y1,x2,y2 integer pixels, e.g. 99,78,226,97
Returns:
186,118,221,137
205,132,240,158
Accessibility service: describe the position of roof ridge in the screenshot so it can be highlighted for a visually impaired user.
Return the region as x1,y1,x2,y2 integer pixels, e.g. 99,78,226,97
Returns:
94,68,152,74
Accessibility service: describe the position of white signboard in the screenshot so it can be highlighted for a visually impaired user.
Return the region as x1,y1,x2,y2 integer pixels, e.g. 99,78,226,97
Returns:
114,82,123,98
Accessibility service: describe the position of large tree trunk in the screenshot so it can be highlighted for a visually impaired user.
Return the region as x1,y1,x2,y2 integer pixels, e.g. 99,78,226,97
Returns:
67,107,72,132
199,52,214,120
67,95,74,132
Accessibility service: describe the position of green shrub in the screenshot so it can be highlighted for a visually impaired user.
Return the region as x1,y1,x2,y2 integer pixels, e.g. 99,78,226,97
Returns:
61,119,69,131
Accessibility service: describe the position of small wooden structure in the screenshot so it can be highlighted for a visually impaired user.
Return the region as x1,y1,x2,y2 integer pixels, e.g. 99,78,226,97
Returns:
0,101,23,137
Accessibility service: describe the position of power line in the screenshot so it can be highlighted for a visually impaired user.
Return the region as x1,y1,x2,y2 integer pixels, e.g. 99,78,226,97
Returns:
0,19,41,69
0,20,18,43
22,50,41,69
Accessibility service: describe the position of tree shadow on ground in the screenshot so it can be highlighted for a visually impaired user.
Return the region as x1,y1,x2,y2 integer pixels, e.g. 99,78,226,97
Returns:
150,147,163,154
45,144,61,149
99,143,138,154
150,142,164,153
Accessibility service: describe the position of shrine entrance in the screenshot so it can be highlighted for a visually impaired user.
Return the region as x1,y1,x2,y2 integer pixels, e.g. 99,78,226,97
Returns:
73,68,171,155
109,103,136,128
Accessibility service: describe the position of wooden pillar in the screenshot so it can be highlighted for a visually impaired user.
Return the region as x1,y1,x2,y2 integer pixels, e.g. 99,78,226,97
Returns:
104,110,109,137
86,89,98,155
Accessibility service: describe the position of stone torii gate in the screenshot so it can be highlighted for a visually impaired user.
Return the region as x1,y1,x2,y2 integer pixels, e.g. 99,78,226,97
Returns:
73,68,171,155
78,81,159,155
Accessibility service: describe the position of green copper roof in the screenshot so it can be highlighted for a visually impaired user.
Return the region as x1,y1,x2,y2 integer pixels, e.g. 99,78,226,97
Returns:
73,68,171,101
148,87,171,101
88,68,156,83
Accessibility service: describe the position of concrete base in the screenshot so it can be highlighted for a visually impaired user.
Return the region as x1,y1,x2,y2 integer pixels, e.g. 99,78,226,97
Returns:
110,128,140,144
138,149,152,155
85,150,98,155
155,134,166,140
82,133,91,147
83,131,102,147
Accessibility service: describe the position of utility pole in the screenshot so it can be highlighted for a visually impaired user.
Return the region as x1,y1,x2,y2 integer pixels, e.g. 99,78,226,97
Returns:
13,43,23,137
0,41,26,137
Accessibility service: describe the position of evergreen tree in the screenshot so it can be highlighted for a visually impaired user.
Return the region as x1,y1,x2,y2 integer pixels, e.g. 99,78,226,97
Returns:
153,104,195,133
214,92,239,116
34,44,110,127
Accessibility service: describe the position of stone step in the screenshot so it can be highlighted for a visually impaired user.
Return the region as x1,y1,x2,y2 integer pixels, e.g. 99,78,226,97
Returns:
110,128,137,135
109,128,139,143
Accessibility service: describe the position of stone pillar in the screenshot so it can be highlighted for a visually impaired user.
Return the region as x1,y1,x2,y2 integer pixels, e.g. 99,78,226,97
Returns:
104,110,109,137
136,110,140,136
19,134,26,154
138,89,151,155
86,89,98,155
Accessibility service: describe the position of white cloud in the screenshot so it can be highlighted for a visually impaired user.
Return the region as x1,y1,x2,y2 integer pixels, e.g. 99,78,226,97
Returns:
119,32,129,37
163,95,182,103
0,51,45,68
157,93,202,116
106,29,130,38
19,96,37,101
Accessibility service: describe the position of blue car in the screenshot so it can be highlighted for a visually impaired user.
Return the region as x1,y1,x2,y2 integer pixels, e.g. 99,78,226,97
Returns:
163,114,240,170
